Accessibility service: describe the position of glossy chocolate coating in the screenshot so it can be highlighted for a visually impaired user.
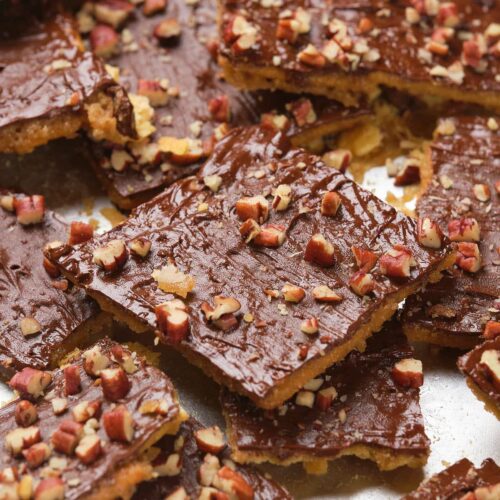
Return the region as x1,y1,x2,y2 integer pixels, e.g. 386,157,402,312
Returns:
221,323,429,461
0,11,134,136
90,0,368,204
0,192,98,377
458,336,500,409
0,338,180,500
134,419,291,499
402,458,500,500
219,0,500,95
402,115,499,342
48,125,452,406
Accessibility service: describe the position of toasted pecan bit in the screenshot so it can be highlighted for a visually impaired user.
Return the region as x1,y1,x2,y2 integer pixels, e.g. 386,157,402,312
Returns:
155,300,190,343
391,358,424,388
304,234,335,267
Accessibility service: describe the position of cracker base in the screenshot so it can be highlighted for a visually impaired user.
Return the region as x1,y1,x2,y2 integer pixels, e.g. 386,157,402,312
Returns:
403,324,479,350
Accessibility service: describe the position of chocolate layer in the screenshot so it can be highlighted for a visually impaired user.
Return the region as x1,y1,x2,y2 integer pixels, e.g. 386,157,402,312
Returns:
0,338,180,500
402,115,499,346
221,322,429,465
47,125,453,408
0,11,134,141
134,419,291,499
402,458,500,500
219,0,500,106
0,190,99,378
84,0,369,207
458,336,500,412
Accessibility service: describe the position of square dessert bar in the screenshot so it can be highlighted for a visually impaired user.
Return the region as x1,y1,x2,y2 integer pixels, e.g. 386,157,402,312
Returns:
218,0,500,109
0,338,186,500
0,190,110,379
458,336,500,420
80,0,370,209
133,419,291,499
46,125,455,409
0,8,136,154
402,458,500,500
221,322,430,473
402,115,499,349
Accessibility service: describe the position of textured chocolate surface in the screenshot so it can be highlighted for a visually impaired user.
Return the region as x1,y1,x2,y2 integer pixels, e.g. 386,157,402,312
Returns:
88,0,368,205
219,0,500,102
402,115,499,344
0,11,133,135
0,191,98,377
402,458,500,500
134,419,291,499
221,323,429,462
458,336,500,410
48,125,452,407
0,338,180,500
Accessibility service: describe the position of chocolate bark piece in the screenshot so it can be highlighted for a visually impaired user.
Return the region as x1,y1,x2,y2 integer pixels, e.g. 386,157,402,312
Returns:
0,189,110,380
218,0,500,110
402,115,499,349
0,9,136,154
402,458,500,500
134,419,291,499
0,338,186,500
45,125,455,410
81,0,370,209
221,322,430,473
458,337,500,420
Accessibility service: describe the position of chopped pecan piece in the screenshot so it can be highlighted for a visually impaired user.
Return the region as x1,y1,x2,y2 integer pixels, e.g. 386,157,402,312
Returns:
456,242,481,273
155,299,190,343
253,224,286,247
379,245,416,278
391,358,424,388
304,234,335,267
235,196,269,223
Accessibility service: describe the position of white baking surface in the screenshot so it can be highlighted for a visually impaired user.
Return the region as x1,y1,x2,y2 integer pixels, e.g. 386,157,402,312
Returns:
0,140,498,498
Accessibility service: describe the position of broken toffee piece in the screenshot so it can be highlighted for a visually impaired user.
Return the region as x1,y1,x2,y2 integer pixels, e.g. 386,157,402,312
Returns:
0,338,186,500
0,190,108,379
80,0,370,209
46,125,455,410
0,10,136,154
402,115,499,349
134,419,291,499
221,323,430,473
458,336,500,420
218,0,500,109
402,458,500,500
